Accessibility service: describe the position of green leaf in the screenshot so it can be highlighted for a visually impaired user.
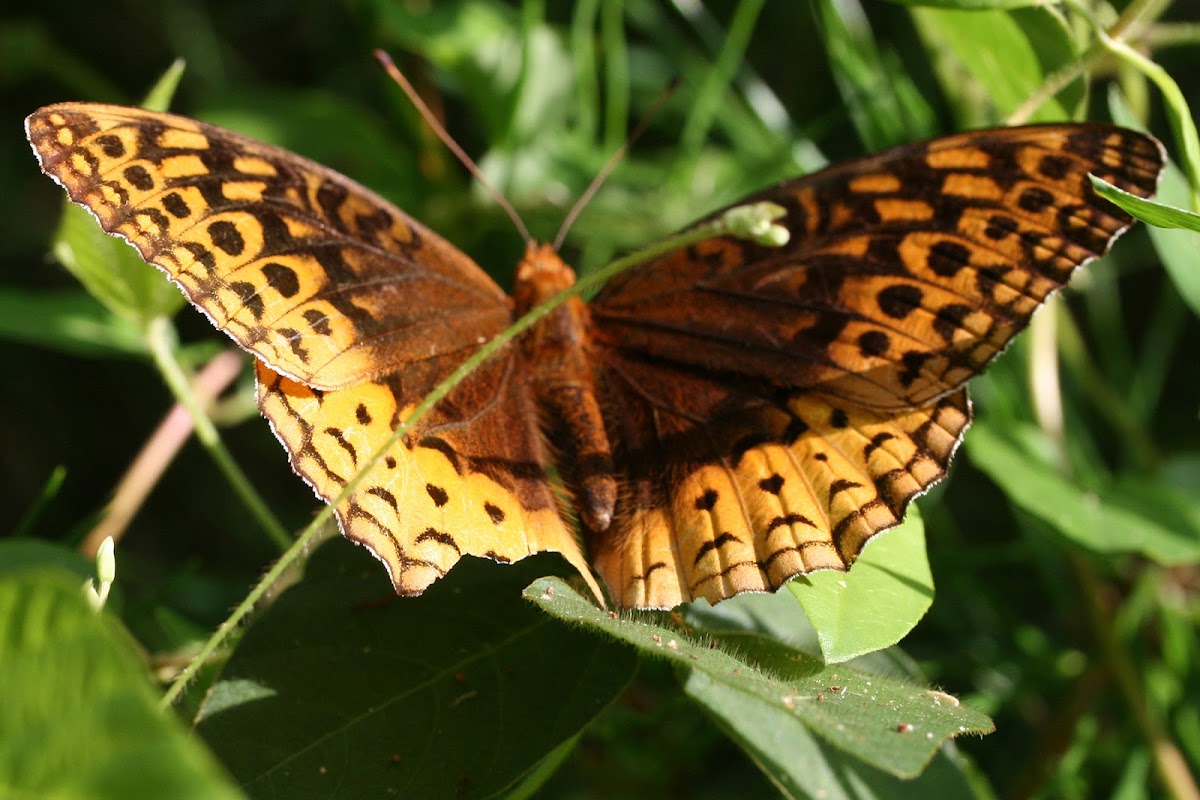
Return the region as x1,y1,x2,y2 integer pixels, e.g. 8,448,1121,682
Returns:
1142,162,1200,316
0,569,243,800
195,541,635,799
965,422,1200,565
526,578,993,779
9,467,68,539
50,202,185,326
885,0,1048,8
0,288,144,357
682,592,994,797
789,508,933,663
0,540,93,581
1107,87,1200,316
1089,174,1200,232
34,59,189,329
140,59,186,113
686,672,990,799
911,7,1080,123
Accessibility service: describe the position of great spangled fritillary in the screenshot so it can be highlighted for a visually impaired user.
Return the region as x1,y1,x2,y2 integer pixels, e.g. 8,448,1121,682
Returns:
27,103,1163,608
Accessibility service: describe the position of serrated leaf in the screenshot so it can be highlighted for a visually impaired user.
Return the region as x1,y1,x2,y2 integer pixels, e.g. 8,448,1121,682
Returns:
681,592,992,798
0,569,243,800
526,578,993,779
195,541,635,800
789,508,933,663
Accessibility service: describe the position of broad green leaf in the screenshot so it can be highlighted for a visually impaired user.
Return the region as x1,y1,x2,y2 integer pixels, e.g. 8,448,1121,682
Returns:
501,734,581,800
49,202,185,326
911,7,1080,123
688,673,991,799
0,569,243,800
683,592,993,798
789,508,933,663
196,542,635,799
0,540,93,581
32,58,188,327
965,422,1200,565
1141,163,1200,315
526,578,993,779
0,288,144,357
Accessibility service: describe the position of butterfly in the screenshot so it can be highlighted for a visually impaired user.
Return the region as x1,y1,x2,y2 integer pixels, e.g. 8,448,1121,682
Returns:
27,103,1163,608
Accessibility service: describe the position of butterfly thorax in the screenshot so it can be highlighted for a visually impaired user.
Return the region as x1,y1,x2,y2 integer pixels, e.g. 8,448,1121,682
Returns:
512,244,616,533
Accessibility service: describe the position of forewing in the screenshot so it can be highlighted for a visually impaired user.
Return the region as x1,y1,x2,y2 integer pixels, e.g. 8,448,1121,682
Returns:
27,102,511,390
591,125,1163,409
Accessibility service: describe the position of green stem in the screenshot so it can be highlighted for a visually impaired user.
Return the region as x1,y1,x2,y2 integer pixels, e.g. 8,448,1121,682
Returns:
1058,0,1200,210
161,203,786,707
159,514,329,708
1097,32,1200,211
1007,0,1166,126
1005,47,1107,126
145,317,292,553
570,0,601,142
1144,22,1200,51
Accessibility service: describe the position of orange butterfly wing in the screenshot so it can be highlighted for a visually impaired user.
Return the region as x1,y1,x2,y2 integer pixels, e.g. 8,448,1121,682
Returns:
585,125,1163,607
26,103,510,390
26,103,600,601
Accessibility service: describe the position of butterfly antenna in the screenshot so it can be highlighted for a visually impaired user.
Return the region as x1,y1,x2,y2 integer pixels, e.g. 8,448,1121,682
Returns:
375,50,533,246
552,76,682,251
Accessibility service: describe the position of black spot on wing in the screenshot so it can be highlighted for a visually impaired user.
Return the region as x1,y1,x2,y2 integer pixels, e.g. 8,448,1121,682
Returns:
484,502,506,524
426,483,449,507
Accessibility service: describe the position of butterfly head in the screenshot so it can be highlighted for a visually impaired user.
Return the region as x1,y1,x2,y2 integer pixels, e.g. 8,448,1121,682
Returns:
513,243,578,312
